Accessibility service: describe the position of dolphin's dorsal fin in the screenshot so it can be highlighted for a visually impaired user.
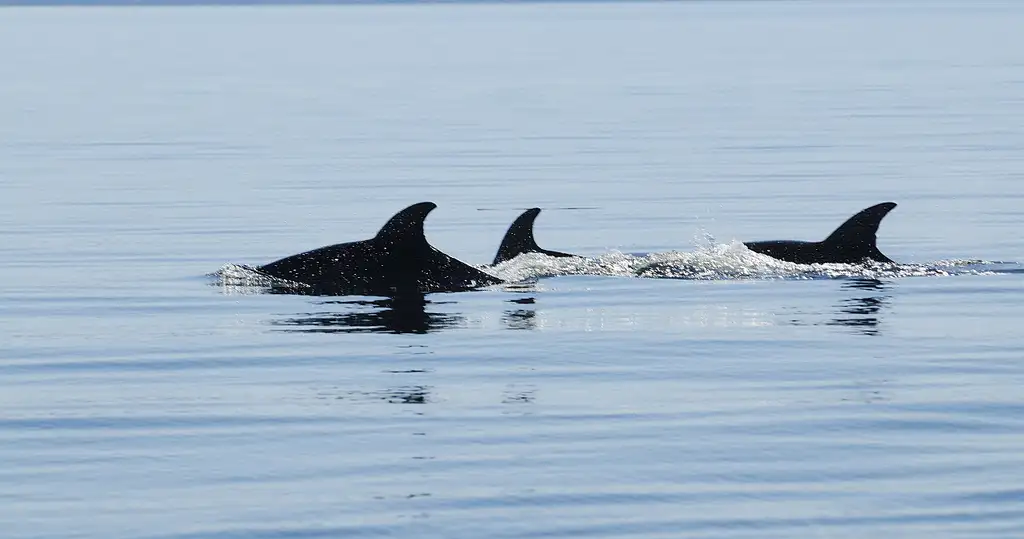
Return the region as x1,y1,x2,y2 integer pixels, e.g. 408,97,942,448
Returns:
493,208,544,265
821,202,897,262
374,201,437,247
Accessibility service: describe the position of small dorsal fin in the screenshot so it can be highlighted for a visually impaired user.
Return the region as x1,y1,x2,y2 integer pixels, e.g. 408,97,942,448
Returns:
492,208,575,265
374,202,436,246
821,202,897,262
493,208,542,265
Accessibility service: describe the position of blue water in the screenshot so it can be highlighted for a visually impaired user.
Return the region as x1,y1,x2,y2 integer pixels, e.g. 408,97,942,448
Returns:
2,2,1024,538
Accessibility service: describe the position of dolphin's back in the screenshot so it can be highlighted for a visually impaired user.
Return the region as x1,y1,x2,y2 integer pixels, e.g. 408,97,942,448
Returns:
744,202,897,265
258,202,503,296
259,239,387,293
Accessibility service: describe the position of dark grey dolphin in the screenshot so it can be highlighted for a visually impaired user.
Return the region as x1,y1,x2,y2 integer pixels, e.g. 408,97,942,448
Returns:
258,202,504,296
492,208,577,265
743,202,897,265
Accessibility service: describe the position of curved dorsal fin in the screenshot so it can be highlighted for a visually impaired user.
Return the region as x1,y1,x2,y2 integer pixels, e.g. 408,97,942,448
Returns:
492,208,576,265
493,208,543,265
374,202,437,247
821,202,897,262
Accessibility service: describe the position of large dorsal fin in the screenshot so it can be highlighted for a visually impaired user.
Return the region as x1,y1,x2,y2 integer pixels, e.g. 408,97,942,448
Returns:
821,202,897,262
492,208,576,265
374,201,436,247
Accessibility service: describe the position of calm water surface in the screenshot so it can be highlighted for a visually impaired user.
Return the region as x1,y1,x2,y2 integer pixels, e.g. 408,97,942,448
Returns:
2,2,1024,538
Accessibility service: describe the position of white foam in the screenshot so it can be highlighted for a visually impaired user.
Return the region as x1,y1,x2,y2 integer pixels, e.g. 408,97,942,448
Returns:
482,243,1010,284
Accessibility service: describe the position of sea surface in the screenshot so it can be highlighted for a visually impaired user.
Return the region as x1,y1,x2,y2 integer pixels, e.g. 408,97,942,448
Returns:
2,2,1024,538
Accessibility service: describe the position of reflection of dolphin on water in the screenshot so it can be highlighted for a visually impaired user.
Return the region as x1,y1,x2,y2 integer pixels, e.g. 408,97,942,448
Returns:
492,208,577,265
257,202,503,296
270,294,462,335
745,203,897,264
502,297,538,331
827,278,892,336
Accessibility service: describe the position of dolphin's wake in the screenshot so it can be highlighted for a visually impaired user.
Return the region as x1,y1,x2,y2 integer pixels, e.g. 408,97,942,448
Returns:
213,264,307,294
485,243,1017,283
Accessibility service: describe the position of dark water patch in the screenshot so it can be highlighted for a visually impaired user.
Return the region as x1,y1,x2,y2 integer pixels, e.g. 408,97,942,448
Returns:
270,295,465,334
318,385,433,405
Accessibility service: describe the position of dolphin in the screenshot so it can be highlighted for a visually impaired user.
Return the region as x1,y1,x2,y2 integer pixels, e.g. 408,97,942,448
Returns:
743,202,897,264
492,208,577,265
257,202,504,296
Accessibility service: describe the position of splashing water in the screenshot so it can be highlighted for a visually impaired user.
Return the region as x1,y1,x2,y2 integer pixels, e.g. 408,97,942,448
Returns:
486,242,1015,284
211,264,311,295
